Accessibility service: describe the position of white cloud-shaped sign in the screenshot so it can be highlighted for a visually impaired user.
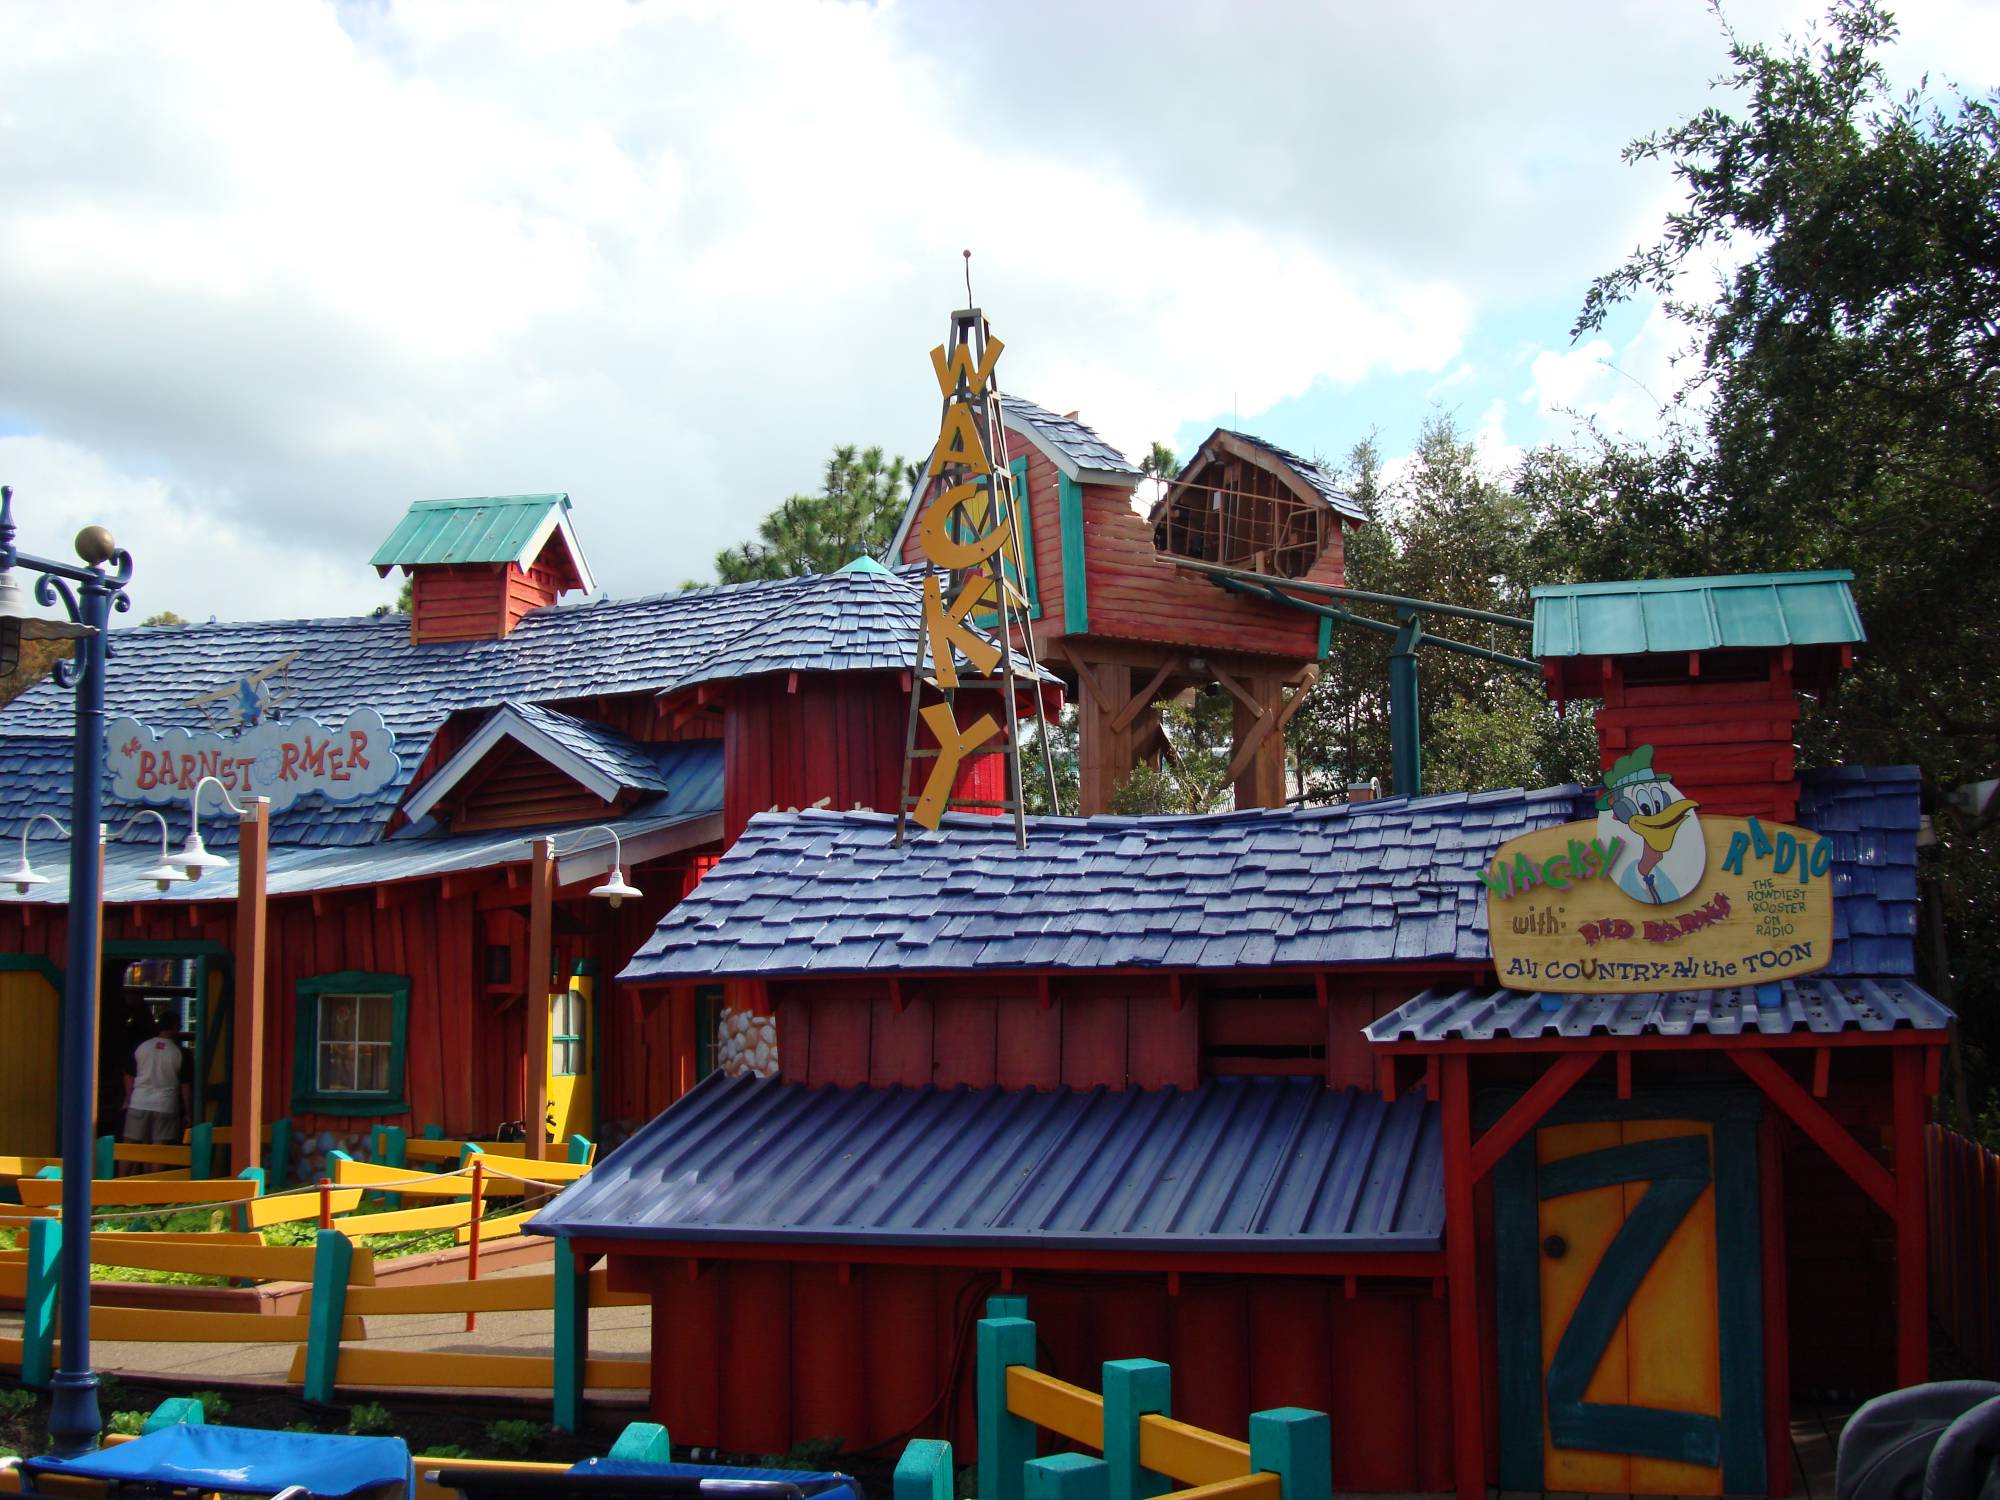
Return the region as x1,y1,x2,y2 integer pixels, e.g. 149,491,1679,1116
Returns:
107,709,401,815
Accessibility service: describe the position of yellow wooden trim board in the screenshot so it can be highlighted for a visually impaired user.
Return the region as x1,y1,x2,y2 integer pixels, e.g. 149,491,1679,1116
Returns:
1006,1366,1105,1449
453,1208,538,1244
89,1305,362,1343
1167,1476,1280,1500
334,1200,476,1236
1137,1415,1252,1488
106,1143,192,1166
284,1346,648,1391
78,1233,348,1283
242,1188,363,1228
18,1177,257,1208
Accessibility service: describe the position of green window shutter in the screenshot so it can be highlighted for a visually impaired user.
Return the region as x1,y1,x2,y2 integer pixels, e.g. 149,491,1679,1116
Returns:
1058,472,1088,634
292,972,413,1117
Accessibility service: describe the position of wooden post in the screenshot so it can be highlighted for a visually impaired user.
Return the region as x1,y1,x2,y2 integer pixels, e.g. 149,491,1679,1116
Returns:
302,1227,352,1405
466,1153,485,1333
977,1315,1038,1500
1894,1047,1930,1388
553,1237,589,1433
1439,1054,1486,1500
526,837,555,1162
1229,671,1287,810
1103,1359,1171,1500
230,798,270,1177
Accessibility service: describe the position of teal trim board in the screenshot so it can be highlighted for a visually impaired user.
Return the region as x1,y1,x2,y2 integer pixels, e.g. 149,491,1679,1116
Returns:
1010,456,1041,619
1492,1087,1766,1496
1058,473,1088,634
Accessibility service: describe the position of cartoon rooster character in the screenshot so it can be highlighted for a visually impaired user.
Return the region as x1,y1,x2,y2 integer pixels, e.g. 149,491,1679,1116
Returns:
1596,745,1705,905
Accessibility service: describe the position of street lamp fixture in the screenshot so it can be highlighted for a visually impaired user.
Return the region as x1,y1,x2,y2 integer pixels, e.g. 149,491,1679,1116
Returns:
9,813,67,893
112,810,191,892
174,776,244,879
551,824,642,908
1,483,133,1457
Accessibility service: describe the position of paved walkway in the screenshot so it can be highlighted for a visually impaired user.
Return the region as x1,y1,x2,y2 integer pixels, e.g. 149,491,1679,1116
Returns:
0,1263,650,1391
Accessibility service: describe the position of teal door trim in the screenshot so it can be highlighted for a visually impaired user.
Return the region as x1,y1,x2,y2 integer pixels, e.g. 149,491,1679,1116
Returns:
1490,1084,1766,1496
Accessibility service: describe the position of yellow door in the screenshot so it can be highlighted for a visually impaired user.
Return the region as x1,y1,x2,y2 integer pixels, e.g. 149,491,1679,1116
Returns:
0,962,62,1156
545,966,593,1145
1537,1118,1723,1496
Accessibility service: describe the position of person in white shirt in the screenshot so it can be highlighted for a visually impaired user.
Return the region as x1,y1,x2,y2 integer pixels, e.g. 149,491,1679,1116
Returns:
123,1013,187,1146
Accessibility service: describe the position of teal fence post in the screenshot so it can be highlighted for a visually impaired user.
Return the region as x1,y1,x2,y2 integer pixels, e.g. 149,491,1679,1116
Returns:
94,1133,115,1179
567,1134,594,1165
230,1163,266,1232
20,1217,60,1389
188,1122,214,1180
986,1293,1028,1321
606,1421,671,1463
977,1315,1038,1500
1248,1409,1332,1500
895,1438,955,1500
1103,1359,1171,1500
143,1397,207,1433
422,1124,444,1139
1026,1454,1109,1500
266,1116,293,1188
374,1125,407,1207
459,1141,484,1167
302,1227,353,1404
552,1238,589,1433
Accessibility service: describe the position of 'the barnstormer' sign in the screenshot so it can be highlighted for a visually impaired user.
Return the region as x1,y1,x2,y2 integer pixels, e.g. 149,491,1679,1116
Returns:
108,709,402,814
1485,745,1834,993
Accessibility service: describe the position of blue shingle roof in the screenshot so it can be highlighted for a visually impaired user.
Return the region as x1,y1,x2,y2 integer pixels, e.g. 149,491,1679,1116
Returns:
0,570,922,851
619,787,1590,982
1002,396,1141,480
1798,764,1921,977
1223,431,1367,522
1365,976,1949,1046
531,1072,1444,1254
496,701,675,793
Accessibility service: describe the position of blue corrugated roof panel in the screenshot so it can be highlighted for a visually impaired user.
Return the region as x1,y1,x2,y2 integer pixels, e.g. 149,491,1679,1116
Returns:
621,786,1590,982
1531,571,1864,659
1365,976,1950,1045
369,494,570,569
531,1073,1443,1254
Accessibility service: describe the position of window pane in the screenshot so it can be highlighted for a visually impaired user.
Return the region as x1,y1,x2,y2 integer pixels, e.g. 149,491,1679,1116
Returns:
355,1042,391,1093
319,996,356,1047
356,993,394,1044
318,1042,356,1092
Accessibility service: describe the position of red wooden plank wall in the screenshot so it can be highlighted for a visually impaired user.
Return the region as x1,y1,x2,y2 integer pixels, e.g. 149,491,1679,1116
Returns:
639,1258,1448,1491
774,972,1465,1092
1596,660,1802,822
1080,483,1348,659
410,565,510,643
1929,1123,2000,1379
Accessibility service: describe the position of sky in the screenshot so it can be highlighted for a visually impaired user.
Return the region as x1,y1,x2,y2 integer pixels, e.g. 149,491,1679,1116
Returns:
1,0,1993,623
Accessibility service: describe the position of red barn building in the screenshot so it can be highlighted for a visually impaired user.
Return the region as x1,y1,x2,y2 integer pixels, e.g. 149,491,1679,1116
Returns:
537,569,1943,1500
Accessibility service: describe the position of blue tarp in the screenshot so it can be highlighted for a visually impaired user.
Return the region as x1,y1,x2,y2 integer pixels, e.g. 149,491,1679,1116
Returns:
28,1425,414,1498
569,1460,860,1500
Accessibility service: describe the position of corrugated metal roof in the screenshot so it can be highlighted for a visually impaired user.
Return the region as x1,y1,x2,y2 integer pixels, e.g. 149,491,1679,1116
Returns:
1224,432,1367,522
1001,396,1141,480
369,494,571,570
1531,571,1865,659
620,786,1589,983
531,1073,1444,1254
1365,976,1950,1046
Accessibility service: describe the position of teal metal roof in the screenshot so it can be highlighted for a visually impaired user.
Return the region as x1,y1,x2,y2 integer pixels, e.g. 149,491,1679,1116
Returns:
1531,571,1864,659
370,494,575,571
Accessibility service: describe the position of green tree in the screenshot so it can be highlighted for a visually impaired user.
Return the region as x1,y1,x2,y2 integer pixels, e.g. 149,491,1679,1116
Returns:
140,610,187,627
714,444,912,583
1138,441,1181,482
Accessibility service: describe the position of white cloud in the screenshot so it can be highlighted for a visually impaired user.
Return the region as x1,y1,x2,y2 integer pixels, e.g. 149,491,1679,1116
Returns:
0,0,1987,619
1525,306,1689,443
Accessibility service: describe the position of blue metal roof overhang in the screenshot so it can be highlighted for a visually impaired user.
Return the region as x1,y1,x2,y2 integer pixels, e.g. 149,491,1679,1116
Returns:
530,1073,1445,1258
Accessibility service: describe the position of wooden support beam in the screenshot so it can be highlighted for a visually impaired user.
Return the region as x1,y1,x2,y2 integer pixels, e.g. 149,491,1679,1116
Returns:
1811,1047,1831,1098
1728,1049,1894,1214
1440,1055,1487,1500
1208,661,1265,720
1470,1051,1597,1183
525,837,555,1162
1615,1050,1632,1100
1893,1047,1929,1388
230,799,270,1178
1223,668,1318,785
1109,658,1180,735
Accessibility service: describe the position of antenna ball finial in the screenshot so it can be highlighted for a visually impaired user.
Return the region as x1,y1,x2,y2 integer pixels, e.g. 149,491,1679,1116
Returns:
76,525,117,565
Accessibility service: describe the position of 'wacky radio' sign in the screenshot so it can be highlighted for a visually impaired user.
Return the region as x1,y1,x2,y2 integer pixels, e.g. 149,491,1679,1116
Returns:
108,709,402,815
1484,745,1834,992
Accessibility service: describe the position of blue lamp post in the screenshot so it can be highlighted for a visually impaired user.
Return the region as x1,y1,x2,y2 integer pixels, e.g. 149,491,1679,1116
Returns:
0,484,134,1456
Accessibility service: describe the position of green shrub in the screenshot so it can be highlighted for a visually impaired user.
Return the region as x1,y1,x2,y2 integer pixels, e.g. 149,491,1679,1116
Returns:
0,1389,36,1419
191,1391,231,1421
483,1420,543,1457
106,1411,148,1437
347,1402,394,1436
423,1444,474,1461
283,1422,318,1434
